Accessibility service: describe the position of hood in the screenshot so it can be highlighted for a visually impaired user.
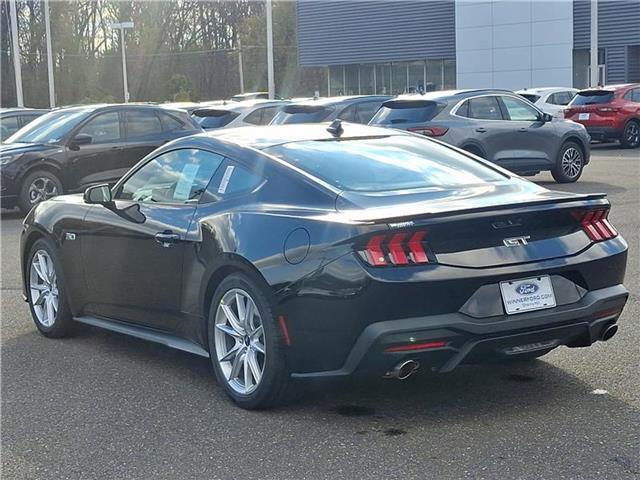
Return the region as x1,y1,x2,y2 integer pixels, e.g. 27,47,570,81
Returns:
0,142,56,156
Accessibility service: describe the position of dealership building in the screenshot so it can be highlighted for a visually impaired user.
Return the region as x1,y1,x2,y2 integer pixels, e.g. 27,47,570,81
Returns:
296,0,640,95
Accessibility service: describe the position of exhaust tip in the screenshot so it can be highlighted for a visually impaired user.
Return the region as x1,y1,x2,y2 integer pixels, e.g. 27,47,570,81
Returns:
384,360,420,380
601,324,618,342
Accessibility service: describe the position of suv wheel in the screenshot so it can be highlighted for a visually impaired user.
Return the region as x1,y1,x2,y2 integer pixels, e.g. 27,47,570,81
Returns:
208,272,294,409
620,120,640,149
18,170,63,214
552,142,584,183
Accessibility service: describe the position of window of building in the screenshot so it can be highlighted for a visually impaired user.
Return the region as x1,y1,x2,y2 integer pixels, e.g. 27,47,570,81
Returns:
375,64,391,95
408,61,425,93
426,59,443,92
444,60,456,90
345,65,359,95
329,65,344,96
359,65,375,94
573,49,606,88
391,63,407,95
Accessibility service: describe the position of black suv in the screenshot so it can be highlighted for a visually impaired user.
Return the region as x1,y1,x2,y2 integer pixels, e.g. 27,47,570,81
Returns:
1,104,201,213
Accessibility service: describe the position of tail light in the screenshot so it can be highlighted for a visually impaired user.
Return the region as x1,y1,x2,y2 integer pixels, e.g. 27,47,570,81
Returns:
573,208,618,242
408,126,449,137
596,106,619,113
358,230,432,266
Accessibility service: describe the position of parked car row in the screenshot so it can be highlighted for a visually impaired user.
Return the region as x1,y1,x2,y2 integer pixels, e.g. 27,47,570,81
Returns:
2,83,638,213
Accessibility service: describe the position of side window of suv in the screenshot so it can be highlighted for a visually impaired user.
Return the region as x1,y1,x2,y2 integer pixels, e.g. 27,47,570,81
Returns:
125,110,163,138
627,88,640,103
467,96,503,120
548,92,572,106
76,112,122,143
501,96,540,121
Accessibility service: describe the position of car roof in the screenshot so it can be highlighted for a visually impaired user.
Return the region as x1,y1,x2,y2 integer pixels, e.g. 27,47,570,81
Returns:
516,87,577,95
390,89,517,104
285,95,392,107
198,122,406,149
577,84,639,93
40,103,188,116
193,99,290,114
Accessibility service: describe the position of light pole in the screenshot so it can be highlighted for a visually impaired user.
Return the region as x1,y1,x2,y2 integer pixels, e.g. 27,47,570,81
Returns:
44,0,55,107
590,0,599,86
266,0,275,99
109,21,134,102
9,0,23,107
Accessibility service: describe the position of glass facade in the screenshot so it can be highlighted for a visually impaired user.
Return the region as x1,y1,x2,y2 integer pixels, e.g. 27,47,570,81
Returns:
328,59,456,96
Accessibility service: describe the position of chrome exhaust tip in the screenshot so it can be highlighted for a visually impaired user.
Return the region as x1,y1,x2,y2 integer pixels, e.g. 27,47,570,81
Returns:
601,324,618,342
384,360,420,380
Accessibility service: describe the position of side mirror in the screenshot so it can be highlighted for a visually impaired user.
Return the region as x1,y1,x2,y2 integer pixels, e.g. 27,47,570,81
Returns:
70,133,92,149
84,184,112,205
541,113,553,123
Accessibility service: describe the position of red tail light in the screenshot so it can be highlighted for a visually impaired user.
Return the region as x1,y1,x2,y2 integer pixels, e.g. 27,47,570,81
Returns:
596,106,620,113
574,208,618,242
408,126,449,137
358,230,431,266
385,340,448,353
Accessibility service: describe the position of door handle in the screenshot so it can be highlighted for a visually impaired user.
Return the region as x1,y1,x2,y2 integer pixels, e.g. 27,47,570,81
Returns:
154,231,180,247
475,127,487,133
518,128,528,132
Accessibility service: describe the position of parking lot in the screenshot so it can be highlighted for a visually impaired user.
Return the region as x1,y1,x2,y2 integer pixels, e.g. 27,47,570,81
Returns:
1,145,638,480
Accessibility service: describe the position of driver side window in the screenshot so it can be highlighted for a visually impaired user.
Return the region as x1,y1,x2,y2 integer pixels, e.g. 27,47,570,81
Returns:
501,96,540,121
76,112,121,143
117,148,224,204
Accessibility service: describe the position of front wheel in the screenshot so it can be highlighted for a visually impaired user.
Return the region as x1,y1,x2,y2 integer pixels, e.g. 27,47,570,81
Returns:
208,272,294,409
620,120,640,149
551,141,584,183
26,238,73,338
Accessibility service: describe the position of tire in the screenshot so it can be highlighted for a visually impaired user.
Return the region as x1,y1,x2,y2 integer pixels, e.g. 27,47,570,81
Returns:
26,238,73,338
18,170,63,214
551,141,584,183
620,120,640,149
207,272,294,409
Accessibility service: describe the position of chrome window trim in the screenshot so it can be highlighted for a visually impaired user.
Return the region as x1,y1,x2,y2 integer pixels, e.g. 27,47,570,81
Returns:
450,93,545,122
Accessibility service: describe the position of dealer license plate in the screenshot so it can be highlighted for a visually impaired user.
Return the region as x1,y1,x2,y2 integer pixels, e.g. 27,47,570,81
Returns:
500,276,556,315
578,113,590,120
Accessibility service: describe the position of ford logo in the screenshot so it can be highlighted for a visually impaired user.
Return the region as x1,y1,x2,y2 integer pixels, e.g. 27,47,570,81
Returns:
516,283,538,295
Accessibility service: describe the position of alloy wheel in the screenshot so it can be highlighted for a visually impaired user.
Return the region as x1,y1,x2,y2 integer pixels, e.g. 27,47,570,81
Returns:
625,122,639,146
214,288,266,395
561,147,582,179
28,177,59,205
29,250,59,327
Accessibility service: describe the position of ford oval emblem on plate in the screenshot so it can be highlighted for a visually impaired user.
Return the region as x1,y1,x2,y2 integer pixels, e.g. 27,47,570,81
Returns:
515,283,539,295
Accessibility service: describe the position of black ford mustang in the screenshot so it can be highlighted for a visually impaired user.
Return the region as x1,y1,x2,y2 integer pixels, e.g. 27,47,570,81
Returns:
20,123,628,409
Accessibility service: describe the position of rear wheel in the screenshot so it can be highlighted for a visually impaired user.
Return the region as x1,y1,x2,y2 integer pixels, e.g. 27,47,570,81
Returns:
620,120,640,149
551,141,584,183
26,238,73,338
208,272,293,409
18,170,63,214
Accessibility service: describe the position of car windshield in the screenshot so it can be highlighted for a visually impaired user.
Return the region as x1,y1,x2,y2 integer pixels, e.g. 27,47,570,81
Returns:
519,94,540,103
5,109,92,144
571,91,615,105
370,100,442,125
265,135,506,192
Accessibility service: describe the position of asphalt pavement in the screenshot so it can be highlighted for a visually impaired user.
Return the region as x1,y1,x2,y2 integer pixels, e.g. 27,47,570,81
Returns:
1,145,638,480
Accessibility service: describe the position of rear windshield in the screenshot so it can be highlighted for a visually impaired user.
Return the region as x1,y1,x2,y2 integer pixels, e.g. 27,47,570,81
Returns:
370,100,442,125
571,91,615,105
270,105,335,124
264,135,506,192
519,94,540,103
192,110,239,129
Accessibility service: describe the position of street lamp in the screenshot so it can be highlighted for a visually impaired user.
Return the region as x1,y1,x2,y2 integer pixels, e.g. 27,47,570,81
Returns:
108,21,134,103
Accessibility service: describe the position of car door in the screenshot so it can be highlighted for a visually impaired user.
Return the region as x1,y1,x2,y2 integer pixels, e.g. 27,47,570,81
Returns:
122,109,167,175
461,95,512,162
66,110,125,190
496,95,556,171
80,148,225,330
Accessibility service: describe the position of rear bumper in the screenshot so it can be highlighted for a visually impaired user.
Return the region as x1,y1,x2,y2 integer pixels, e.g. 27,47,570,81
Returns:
584,126,621,142
291,284,628,379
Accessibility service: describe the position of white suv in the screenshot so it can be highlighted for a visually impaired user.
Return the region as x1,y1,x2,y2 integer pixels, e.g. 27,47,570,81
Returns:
517,87,578,119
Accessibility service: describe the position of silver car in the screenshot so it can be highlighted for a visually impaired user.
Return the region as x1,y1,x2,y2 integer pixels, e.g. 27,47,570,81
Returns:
369,89,591,183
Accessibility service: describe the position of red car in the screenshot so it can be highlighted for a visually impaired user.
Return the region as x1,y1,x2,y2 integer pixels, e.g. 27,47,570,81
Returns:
565,84,640,149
